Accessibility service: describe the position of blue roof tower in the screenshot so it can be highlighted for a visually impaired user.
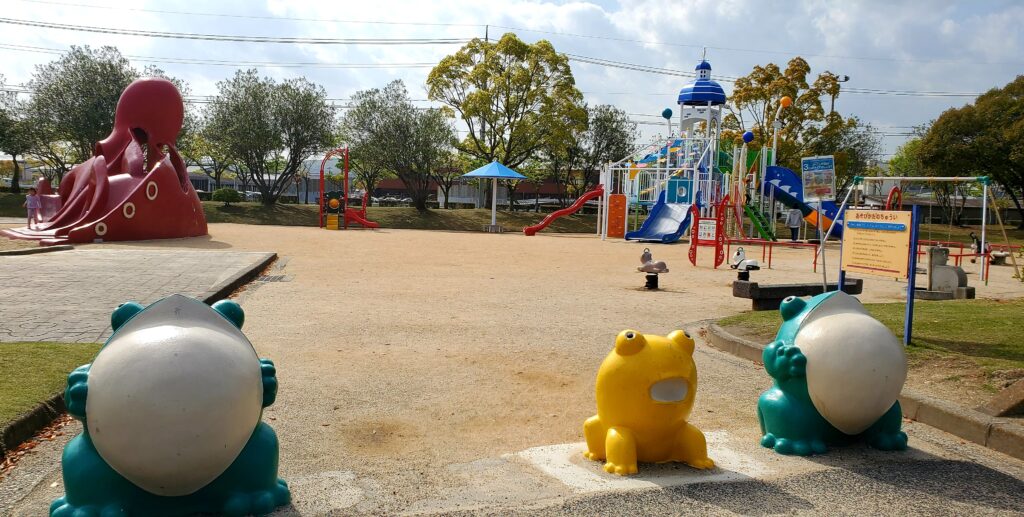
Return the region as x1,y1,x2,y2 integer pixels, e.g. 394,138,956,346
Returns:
678,60,727,106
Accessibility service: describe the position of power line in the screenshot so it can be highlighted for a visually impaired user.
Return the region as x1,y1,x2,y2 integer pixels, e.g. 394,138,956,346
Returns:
0,43,984,99
0,42,436,68
17,0,1020,67
0,17,473,45
494,26,1022,67
12,0,483,27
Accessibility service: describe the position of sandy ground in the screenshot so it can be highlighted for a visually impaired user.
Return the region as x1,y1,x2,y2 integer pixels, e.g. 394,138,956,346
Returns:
2,224,1024,515
0,220,37,252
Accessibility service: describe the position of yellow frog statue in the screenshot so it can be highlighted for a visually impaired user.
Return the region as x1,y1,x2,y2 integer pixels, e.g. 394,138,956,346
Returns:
584,329,714,475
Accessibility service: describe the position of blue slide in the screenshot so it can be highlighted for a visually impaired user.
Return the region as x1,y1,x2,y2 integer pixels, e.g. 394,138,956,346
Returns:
763,166,845,237
625,190,693,243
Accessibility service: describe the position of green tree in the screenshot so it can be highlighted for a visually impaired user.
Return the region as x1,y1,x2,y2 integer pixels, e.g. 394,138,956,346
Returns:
571,104,638,199
212,187,242,206
540,135,582,207
919,75,1024,227
725,58,879,192
343,138,393,199
433,152,471,209
341,80,454,211
178,117,235,191
889,138,923,178
726,58,836,159
26,46,138,167
426,33,587,170
0,94,34,194
24,47,188,182
207,69,335,206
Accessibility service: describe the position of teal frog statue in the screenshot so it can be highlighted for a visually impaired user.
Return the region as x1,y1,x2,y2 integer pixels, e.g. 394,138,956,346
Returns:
51,295,290,516
757,291,909,456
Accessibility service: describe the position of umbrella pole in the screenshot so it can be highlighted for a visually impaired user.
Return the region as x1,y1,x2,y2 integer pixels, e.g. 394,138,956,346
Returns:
491,178,498,226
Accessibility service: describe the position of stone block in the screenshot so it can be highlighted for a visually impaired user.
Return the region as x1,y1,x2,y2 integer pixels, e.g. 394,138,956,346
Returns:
979,378,1024,417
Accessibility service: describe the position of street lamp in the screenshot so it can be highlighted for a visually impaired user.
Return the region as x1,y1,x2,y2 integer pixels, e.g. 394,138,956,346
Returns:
827,72,851,114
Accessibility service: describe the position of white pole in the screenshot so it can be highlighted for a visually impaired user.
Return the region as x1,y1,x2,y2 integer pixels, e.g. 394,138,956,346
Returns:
980,181,988,281
819,198,827,290
491,178,498,226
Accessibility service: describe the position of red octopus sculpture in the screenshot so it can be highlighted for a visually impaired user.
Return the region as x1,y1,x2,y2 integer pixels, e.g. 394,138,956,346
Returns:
3,77,207,246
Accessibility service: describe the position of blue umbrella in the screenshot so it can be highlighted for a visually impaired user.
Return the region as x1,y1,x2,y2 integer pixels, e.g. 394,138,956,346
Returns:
462,161,528,227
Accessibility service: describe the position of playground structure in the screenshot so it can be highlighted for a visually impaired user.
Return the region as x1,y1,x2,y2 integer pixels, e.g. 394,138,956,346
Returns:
591,61,848,269
318,147,379,230
523,184,604,235
1,78,207,246
637,247,668,289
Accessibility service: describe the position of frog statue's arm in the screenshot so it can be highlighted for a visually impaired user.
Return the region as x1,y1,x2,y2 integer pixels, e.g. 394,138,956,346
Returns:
762,339,807,382
762,296,809,383
209,299,278,408
65,301,147,421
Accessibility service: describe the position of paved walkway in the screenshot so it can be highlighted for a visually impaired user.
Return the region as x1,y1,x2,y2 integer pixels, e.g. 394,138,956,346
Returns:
0,248,273,343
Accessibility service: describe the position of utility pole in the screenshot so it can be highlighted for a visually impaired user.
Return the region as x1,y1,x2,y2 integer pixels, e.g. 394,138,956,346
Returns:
827,72,851,115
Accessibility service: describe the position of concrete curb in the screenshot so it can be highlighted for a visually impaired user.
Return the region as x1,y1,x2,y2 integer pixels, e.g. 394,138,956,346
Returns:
200,252,277,304
0,251,277,461
0,245,73,256
0,392,65,461
704,321,1024,462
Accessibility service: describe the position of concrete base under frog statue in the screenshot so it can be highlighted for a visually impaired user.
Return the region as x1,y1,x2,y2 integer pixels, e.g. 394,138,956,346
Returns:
757,291,909,456
51,296,289,517
584,329,714,475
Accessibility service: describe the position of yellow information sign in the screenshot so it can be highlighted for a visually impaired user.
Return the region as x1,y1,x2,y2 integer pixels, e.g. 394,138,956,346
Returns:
840,210,913,279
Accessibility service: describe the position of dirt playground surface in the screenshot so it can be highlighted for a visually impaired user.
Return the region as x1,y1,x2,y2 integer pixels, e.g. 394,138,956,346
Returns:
3,224,1024,514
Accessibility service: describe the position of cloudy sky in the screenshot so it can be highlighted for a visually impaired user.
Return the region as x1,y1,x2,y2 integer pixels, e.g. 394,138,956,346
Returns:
3,0,1022,160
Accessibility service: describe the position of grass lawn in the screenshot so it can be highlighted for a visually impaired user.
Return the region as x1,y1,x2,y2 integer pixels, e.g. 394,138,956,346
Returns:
202,202,600,233
0,192,25,217
3,191,1021,241
717,298,1024,394
0,343,101,429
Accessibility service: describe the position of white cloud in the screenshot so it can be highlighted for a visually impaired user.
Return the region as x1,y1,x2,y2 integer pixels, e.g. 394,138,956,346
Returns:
2,0,1022,159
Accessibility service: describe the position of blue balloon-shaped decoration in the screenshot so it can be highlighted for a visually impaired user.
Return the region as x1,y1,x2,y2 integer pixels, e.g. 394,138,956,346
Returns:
661,108,673,120
742,131,755,143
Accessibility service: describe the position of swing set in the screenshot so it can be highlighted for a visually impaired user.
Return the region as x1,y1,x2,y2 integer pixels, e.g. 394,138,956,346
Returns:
817,175,1022,287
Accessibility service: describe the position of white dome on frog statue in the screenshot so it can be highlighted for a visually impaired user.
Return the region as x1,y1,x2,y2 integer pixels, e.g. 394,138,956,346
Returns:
794,292,907,435
85,294,263,496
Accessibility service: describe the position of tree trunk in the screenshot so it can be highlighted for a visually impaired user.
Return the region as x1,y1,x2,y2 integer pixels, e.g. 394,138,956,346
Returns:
1006,186,1024,229
413,195,428,211
441,185,451,209
9,154,21,194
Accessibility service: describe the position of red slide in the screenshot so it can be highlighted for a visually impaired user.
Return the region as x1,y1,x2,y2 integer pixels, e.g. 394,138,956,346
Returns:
345,208,379,229
523,185,604,236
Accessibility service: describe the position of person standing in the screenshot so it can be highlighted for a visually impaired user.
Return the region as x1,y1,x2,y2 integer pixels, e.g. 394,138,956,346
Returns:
785,207,802,242
23,187,41,229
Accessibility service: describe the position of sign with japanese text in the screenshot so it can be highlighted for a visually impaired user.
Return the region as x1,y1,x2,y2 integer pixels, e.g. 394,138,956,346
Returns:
840,209,913,279
696,219,718,243
801,155,836,201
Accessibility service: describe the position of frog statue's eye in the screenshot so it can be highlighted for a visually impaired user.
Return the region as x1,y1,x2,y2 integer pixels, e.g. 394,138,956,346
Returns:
615,329,646,355
668,330,695,356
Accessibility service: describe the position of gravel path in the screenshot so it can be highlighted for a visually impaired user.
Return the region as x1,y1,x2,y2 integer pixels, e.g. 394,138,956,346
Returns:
2,224,1022,515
